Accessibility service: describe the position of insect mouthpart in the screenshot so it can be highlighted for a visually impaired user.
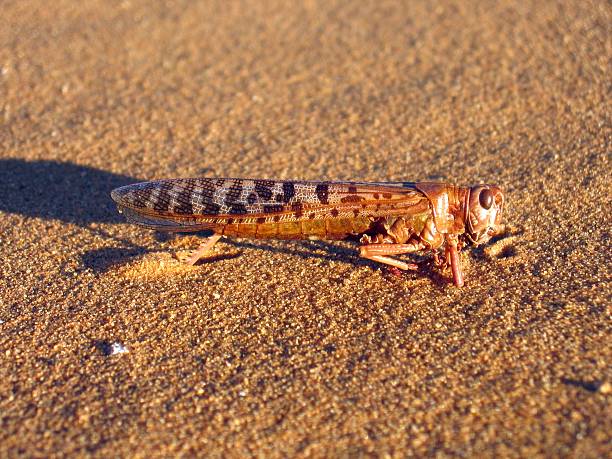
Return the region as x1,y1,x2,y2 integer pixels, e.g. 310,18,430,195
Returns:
464,229,488,246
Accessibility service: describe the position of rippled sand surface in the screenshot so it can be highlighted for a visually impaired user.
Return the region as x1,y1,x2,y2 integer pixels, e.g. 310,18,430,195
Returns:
1,1,609,456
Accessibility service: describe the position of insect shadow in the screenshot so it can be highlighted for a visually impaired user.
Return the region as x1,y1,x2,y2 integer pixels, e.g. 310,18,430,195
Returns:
80,246,150,272
226,237,374,268
0,159,155,270
0,158,140,226
223,237,438,284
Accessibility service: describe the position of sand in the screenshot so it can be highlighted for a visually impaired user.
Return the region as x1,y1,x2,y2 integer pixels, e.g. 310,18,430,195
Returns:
0,0,610,457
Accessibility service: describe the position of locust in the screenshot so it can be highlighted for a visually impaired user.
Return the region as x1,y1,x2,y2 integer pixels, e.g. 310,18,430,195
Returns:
111,179,504,287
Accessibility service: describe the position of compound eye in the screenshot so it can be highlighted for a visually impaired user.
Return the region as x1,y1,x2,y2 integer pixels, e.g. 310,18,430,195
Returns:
479,188,494,210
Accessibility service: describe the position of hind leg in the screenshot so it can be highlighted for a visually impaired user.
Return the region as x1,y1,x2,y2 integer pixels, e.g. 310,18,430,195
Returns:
183,233,222,265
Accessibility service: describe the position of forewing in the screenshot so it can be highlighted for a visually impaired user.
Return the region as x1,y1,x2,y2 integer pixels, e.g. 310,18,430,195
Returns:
112,178,429,229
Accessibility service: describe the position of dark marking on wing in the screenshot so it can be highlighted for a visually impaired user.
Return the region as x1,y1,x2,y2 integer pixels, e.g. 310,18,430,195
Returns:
291,202,303,218
225,179,243,205
201,180,215,202
204,202,221,214
282,182,295,203
153,182,173,212
174,186,194,214
316,183,329,204
340,194,365,203
132,192,146,208
255,180,275,200
229,203,248,214
263,204,284,213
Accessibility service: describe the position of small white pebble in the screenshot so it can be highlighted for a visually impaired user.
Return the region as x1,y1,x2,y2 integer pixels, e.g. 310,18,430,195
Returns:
111,342,128,355
213,292,221,300
238,390,247,397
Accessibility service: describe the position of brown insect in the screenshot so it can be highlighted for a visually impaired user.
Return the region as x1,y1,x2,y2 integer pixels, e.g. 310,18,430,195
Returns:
111,179,504,287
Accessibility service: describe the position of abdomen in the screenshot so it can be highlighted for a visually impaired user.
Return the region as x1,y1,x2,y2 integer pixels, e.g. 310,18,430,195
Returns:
220,216,375,240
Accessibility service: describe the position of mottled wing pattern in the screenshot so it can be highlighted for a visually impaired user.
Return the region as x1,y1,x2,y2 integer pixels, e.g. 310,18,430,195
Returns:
111,178,429,231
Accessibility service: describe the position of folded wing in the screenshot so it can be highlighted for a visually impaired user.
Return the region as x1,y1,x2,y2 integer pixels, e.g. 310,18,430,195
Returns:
111,178,429,231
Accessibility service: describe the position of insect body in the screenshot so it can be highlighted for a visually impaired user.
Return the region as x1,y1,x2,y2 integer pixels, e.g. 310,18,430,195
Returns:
111,179,504,287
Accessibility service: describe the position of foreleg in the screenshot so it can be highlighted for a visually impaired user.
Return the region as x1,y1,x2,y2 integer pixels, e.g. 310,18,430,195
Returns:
445,235,464,287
